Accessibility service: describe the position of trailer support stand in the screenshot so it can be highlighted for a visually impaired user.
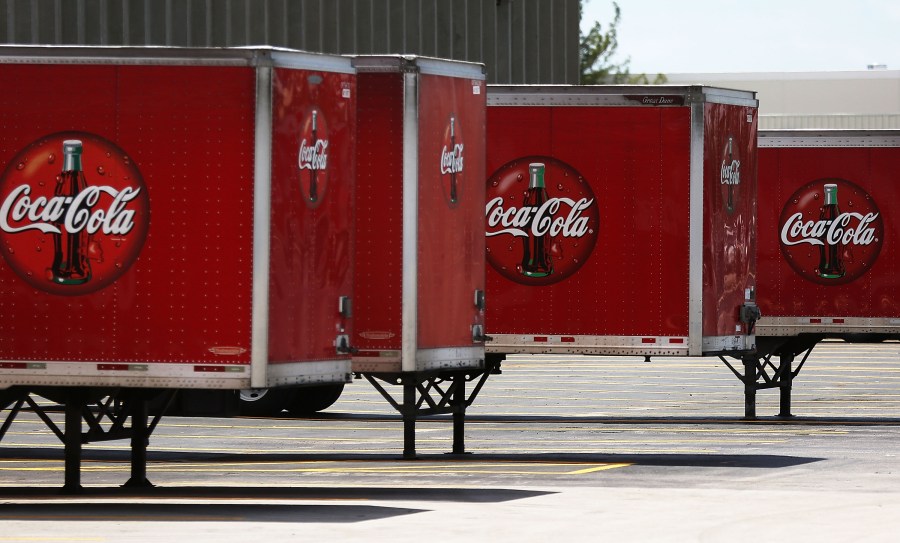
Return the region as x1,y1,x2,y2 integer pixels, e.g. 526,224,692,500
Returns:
0,388,172,492
452,373,466,455
402,377,417,460
742,354,757,420
721,338,818,419
123,397,154,489
778,353,794,418
63,391,85,495
362,358,499,459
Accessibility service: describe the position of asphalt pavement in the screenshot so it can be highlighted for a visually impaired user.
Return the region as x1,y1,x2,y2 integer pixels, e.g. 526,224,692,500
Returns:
1,339,899,542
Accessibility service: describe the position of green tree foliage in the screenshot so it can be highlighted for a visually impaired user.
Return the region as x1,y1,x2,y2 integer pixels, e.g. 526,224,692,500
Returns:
579,2,666,84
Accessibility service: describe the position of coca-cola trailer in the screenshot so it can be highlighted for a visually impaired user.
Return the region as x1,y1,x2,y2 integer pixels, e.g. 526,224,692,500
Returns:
736,129,900,417
0,46,357,490
484,85,760,364
350,56,491,459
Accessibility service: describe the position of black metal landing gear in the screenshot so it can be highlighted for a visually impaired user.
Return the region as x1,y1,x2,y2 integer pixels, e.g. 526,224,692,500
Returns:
720,337,819,419
0,387,175,493
361,356,501,459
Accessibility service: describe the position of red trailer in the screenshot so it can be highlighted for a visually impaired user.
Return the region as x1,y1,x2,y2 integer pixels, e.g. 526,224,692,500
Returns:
746,129,900,417
485,86,760,362
351,56,490,458
0,46,357,489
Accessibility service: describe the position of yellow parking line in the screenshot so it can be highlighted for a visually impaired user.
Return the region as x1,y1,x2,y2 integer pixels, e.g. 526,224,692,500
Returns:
0,459,634,477
567,463,631,474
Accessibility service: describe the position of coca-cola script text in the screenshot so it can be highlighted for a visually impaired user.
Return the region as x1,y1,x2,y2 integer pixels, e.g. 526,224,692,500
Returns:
1,184,141,236
780,211,880,246
486,196,594,238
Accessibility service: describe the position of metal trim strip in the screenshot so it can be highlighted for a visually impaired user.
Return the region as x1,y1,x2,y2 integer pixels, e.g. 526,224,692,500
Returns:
486,334,753,355
269,51,355,74
0,46,356,73
757,316,900,336
486,335,691,356
688,99,705,355
401,71,419,373
352,55,485,79
415,346,485,363
701,335,756,352
0,45,260,66
264,360,352,387
699,87,759,107
351,347,484,373
486,85,755,107
759,129,900,148
415,346,484,372
0,361,250,389
414,57,486,79
250,65,273,388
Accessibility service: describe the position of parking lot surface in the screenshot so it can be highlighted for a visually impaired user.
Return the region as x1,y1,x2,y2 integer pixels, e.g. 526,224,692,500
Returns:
1,340,899,541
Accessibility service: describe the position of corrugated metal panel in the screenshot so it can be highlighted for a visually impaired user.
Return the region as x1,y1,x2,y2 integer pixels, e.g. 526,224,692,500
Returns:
0,0,580,83
760,114,900,130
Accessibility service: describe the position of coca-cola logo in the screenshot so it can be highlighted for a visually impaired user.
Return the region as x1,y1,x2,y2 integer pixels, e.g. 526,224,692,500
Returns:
721,135,741,214
779,178,883,285
440,115,463,207
0,132,149,295
298,108,329,208
485,156,599,286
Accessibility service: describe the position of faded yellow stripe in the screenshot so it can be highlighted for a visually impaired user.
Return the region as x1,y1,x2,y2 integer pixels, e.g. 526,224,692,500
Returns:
567,463,632,474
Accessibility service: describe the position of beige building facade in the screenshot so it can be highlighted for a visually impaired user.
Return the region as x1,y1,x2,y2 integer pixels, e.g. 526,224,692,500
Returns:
665,69,900,129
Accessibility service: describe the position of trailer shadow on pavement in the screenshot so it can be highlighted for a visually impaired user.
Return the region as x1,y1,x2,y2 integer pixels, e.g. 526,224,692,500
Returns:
0,446,824,472
0,502,427,523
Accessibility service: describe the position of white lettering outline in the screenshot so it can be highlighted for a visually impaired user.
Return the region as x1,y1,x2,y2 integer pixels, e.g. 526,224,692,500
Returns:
485,196,595,238
780,211,880,247
1,184,141,235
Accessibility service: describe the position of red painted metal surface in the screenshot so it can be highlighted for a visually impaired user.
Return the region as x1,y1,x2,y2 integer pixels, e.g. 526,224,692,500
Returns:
353,72,404,353
758,144,900,320
268,67,356,363
352,60,486,370
416,73,486,349
1,50,357,390
702,103,758,337
486,105,692,337
485,89,757,355
0,63,255,364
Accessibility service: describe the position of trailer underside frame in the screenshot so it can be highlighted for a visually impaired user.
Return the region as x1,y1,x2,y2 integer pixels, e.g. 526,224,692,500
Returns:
0,387,176,494
721,334,900,419
360,355,502,459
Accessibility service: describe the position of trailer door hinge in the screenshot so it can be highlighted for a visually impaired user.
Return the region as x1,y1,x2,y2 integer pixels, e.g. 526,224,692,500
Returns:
472,324,492,343
338,296,352,318
335,334,358,355
474,289,486,311
740,303,762,334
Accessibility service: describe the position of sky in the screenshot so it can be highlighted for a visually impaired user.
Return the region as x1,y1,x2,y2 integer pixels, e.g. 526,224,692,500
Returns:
580,0,900,74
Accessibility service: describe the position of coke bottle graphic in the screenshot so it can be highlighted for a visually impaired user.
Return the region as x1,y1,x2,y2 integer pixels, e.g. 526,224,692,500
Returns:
817,183,845,279
725,136,735,213
51,139,91,285
521,163,553,277
308,110,319,202
449,117,458,204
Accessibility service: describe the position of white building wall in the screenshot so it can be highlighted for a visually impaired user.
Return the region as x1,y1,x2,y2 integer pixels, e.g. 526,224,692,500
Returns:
665,70,900,129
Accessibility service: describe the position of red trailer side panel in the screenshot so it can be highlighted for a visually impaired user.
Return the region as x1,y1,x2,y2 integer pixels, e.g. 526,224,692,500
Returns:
351,56,486,373
416,73,486,349
757,131,900,335
353,72,405,355
485,105,692,338
0,47,355,389
268,66,356,364
0,63,255,365
485,86,758,356
702,102,758,338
